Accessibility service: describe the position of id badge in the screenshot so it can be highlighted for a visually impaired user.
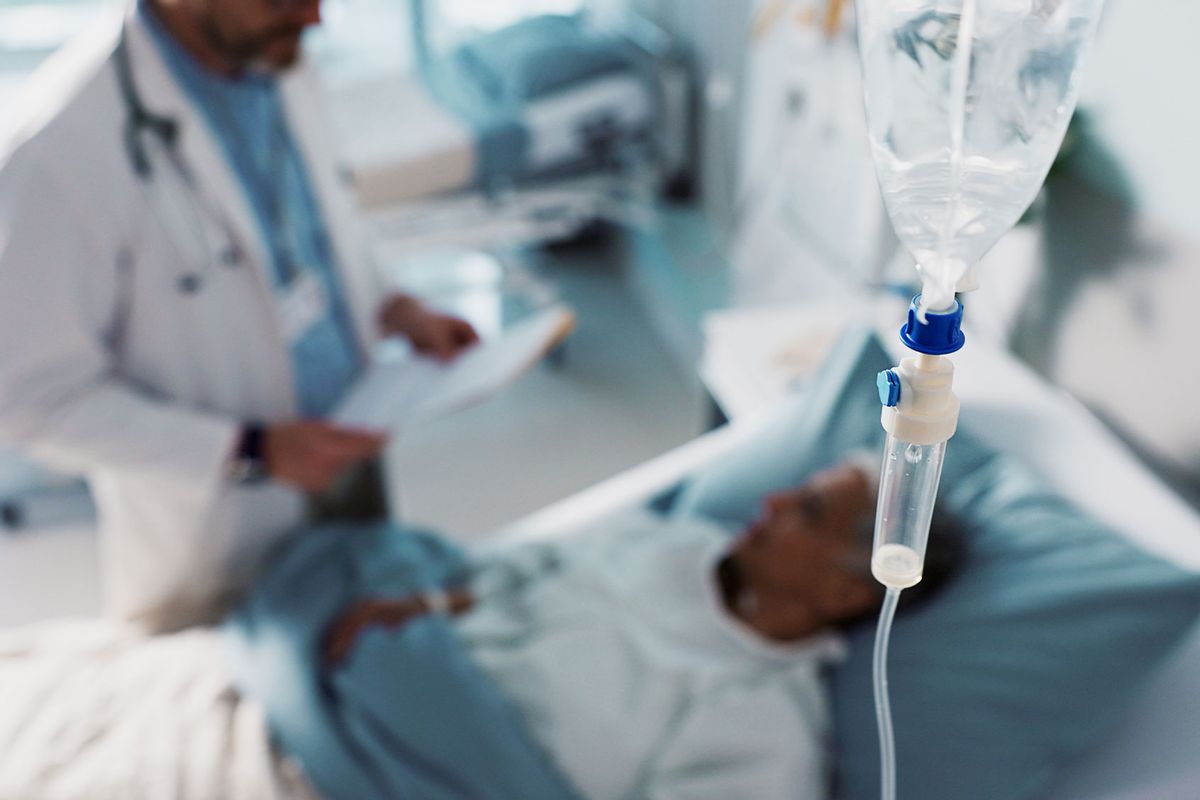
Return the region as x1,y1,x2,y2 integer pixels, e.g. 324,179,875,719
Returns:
278,270,330,344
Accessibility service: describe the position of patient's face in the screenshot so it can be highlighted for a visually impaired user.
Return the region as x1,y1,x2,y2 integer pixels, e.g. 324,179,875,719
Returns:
731,462,878,637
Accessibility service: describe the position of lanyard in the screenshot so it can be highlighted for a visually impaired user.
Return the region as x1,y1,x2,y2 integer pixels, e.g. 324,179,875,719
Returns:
193,76,367,356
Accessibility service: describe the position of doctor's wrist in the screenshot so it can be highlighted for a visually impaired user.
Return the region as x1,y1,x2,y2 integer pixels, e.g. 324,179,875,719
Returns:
377,294,423,336
228,423,269,485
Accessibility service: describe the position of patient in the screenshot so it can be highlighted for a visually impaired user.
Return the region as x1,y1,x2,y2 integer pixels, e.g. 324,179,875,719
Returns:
320,459,959,799
0,459,959,800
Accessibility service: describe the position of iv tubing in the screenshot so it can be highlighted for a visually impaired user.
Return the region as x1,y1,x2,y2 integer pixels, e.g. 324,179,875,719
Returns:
873,586,902,800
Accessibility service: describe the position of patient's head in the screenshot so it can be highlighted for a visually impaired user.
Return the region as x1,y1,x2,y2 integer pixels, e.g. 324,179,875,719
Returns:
723,459,960,643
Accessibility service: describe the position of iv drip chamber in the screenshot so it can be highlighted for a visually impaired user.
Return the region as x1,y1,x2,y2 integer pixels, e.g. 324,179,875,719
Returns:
871,298,962,589
872,435,947,589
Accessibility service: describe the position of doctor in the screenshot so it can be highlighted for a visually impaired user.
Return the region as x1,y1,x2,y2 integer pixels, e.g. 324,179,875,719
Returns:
0,0,478,631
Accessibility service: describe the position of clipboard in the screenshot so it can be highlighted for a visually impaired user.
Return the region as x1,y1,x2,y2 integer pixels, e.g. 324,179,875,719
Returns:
334,304,576,432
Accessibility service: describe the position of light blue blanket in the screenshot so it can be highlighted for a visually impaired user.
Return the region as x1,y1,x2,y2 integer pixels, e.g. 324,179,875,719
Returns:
222,522,582,800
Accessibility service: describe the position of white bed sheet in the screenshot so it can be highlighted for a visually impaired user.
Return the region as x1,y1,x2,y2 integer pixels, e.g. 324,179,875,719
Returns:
0,621,318,800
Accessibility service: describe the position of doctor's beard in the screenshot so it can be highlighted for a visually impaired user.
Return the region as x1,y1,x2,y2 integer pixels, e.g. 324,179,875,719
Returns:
201,18,309,72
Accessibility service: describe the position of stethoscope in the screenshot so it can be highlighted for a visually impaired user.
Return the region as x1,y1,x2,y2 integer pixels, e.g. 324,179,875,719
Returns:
113,22,247,294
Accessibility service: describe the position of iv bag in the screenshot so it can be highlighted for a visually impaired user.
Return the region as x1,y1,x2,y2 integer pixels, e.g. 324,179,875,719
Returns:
856,0,1105,312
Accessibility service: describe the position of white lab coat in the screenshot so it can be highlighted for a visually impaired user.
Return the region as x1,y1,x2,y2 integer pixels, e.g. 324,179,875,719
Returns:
0,7,385,631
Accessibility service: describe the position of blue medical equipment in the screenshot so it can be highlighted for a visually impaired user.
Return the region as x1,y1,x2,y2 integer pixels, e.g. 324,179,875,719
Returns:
411,2,666,188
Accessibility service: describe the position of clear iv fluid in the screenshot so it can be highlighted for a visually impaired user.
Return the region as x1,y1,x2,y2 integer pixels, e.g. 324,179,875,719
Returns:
857,0,1105,311
875,157,1044,308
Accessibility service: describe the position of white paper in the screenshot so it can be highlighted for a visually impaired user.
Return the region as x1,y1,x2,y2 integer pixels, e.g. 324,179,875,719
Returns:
277,271,329,344
334,304,575,432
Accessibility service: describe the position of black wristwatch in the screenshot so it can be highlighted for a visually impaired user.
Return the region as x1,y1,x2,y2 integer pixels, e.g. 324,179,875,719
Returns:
229,423,269,485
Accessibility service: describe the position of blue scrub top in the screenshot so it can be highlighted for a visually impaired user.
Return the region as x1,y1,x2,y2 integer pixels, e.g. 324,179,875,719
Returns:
140,3,361,418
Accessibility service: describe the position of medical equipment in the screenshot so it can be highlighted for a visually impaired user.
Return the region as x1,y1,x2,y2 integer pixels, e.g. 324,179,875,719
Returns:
0,451,93,533
855,1,1105,797
318,7,691,253
871,299,963,589
113,25,247,294
871,585,901,800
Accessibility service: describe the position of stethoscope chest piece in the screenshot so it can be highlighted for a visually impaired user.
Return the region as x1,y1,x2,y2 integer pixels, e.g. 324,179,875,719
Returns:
116,23,248,298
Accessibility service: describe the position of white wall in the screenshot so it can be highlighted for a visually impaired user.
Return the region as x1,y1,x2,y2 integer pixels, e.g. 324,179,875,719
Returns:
987,0,1200,486
1079,0,1200,242
636,0,753,232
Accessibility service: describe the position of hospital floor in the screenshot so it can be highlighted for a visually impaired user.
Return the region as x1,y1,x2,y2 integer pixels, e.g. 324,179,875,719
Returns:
0,230,709,625
387,231,710,539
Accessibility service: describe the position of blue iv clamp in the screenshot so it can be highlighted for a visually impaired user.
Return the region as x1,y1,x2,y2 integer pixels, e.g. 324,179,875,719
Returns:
877,296,966,408
899,295,966,356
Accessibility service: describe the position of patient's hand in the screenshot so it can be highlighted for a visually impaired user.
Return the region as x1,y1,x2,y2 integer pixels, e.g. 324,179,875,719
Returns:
324,591,474,667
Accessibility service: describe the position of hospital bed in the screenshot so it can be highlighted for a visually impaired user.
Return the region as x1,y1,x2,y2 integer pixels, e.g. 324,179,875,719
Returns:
323,11,692,253
492,317,1200,800
1,314,1199,799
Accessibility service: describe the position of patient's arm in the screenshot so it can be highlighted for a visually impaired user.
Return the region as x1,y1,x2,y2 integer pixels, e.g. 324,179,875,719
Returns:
324,590,474,667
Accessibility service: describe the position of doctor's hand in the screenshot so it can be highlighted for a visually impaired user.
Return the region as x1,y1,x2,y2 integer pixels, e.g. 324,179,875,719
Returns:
378,294,480,361
264,421,387,494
